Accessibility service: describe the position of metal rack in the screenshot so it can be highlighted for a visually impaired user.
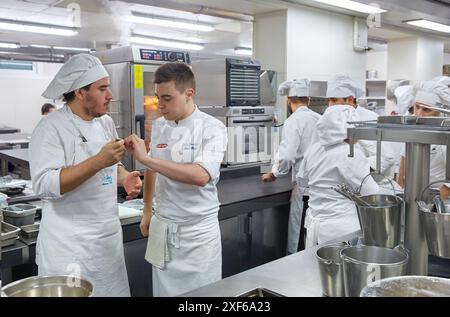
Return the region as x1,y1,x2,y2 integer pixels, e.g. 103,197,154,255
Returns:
347,116,450,276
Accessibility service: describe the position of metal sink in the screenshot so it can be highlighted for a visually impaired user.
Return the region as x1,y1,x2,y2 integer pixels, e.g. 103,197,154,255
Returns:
237,287,286,297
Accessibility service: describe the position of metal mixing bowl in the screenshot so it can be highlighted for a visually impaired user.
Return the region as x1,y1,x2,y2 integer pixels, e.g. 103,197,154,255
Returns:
1,275,93,297
360,275,450,297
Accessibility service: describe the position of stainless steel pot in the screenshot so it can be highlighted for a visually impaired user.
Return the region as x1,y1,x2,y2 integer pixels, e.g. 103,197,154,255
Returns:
416,180,450,259
356,194,403,248
360,276,450,297
316,244,347,297
1,275,93,297
341,245,408,297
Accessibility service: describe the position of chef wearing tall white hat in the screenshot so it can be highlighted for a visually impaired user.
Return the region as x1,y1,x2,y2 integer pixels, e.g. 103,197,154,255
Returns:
261,78,320,253
326,74,397,178
398,81,450,188
29,53,142,296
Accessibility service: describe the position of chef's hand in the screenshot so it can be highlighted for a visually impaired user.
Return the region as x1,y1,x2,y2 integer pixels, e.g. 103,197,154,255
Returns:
124,134,148,163
140,211,151,237
123,171,142,200
96,139,125,169
261,172,276,183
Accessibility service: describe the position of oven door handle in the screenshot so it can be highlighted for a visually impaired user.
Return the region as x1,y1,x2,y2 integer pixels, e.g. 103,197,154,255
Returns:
232,119,273,124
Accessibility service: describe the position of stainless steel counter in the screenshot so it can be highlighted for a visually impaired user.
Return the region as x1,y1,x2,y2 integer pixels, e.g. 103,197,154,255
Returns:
182,232,360,297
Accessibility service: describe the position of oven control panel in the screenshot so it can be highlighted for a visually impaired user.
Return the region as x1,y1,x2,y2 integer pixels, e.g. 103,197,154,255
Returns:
139,49,190,63
241,108,265,115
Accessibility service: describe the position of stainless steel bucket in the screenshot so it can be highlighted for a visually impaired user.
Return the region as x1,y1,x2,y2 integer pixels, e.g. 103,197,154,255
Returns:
1,275,93,297
419,207,450,259
360,276,450,297
316,244,347,297
341,245,408,297
356,194,403,248
416,180,450,259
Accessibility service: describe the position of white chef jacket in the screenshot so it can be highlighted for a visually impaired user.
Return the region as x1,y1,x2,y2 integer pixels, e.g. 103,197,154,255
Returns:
400,144,447,184
271,106,320,184
29,106,130,297
149,106,227,222
298,142,380,244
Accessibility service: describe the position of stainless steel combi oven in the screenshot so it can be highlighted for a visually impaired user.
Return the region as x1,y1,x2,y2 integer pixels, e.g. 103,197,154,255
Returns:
198,106,274,166
192,58,275,166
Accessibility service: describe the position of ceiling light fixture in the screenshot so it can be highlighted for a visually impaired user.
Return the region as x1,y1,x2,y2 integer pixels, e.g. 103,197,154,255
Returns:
127,12,214,32
0,42,19,49
234,47,252,56
130,35,204,51
29,44,92,52
404,19,450,34
312,0,387,14
0,19,78,36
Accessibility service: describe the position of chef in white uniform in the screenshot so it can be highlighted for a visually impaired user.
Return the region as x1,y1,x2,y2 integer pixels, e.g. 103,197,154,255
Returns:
261,79,320,253
298,77,382,247
29,54,142,297
124,62,227,297
398,81,450,187
327,75,397,177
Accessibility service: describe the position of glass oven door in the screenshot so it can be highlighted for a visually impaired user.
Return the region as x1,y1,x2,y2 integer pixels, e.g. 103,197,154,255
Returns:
227,116,272,165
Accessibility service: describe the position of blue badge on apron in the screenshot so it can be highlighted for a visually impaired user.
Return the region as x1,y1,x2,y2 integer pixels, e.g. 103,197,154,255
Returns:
100,168,113,186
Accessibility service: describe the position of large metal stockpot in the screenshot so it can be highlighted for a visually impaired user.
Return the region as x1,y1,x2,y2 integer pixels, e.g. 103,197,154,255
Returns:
1,275,93,297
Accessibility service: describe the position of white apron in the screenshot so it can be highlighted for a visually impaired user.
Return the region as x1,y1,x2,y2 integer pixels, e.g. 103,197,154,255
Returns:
36,119,130,297
304,206,360,248
145,213,221,297
287,184,304,254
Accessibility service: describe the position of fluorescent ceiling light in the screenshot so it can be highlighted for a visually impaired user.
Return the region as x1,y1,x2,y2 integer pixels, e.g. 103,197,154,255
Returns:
127,12,214,32
404,19,450,33
29,44,92,51
0,19,78,36
312,0,386,14
53,46,92,52
130,35,204,51
234,47,252,56
0,42,19,49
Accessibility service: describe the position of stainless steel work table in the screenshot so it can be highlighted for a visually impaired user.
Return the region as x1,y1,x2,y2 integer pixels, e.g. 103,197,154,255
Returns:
183,232,359,297
0,148,30,178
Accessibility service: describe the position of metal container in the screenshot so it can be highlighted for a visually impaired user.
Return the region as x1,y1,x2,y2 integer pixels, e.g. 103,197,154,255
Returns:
1,221,20,241
1,275,93,297
341,245,408,297
2,204,38,227
20,223,40,239
416,180,450,259
316,244,347,297
419,208,450,259
355,194,403,248
360,276,450,297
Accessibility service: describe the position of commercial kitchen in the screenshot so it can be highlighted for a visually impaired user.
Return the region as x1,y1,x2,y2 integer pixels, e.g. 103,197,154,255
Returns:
1,0,450,298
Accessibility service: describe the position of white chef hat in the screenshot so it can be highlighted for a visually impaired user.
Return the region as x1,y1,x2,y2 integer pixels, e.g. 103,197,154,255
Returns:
432,76,450,87
317,105,359,147
42,53,109,99
277,79,311,97
326,74,365,99
394,85,415,115
414,80,450,107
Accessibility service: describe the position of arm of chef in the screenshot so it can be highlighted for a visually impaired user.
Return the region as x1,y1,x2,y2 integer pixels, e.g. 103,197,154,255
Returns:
272,119,302,177
139,123,227,187
29,122,67,199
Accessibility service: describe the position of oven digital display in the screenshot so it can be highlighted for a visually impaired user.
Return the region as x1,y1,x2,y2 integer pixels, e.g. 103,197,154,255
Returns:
241,108,265,115
139,49,188,63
